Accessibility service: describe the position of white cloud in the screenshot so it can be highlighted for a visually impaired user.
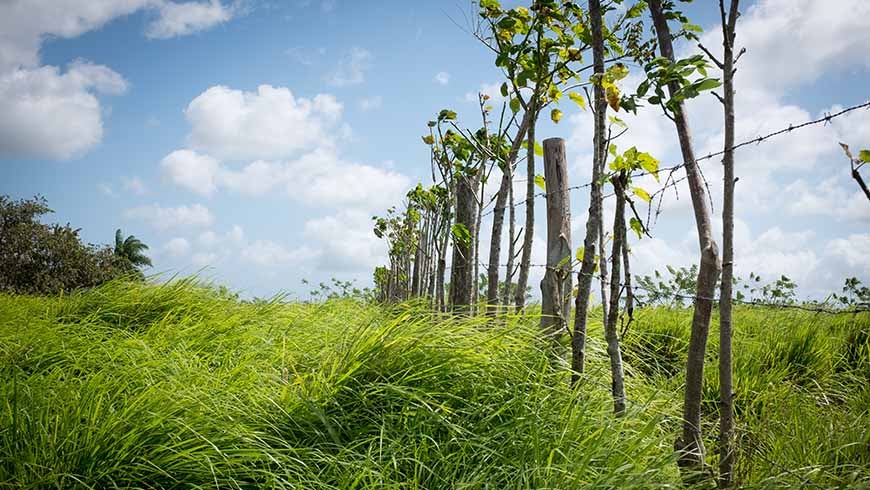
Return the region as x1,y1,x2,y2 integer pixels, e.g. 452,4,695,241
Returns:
359,95,382,111
124,203,214,230
434,71,450,85
183,85,343,161
303,210,387,271
122,176,147,195
826,234,870,270
146,0,234,39
99,182,115,196
164,237,192,257
326,47,371,87
241,240,319,266
713,0,870,92
191,251,219,266
0,0,237,160
160,149,222,196
0,61,127,160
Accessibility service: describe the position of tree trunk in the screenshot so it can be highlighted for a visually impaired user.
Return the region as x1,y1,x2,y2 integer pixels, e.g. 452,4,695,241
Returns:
648,0,722,477
437,209,451,311
572,0,607,382
718,1,740,487
503,172,518,307
515,102,538,310
540,138,572,338
487,112,532,314
473,171,485,311
450,174,477,312
605,173,628,416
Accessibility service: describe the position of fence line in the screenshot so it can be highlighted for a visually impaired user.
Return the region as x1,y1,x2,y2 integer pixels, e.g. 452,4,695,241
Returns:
480,100,870,218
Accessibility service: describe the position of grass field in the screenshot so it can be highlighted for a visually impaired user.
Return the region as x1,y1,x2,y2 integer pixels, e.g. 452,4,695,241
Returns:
1,279,868,488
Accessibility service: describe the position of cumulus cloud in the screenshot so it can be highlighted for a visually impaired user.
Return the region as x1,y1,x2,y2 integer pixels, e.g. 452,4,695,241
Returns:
0,0,237,160
162,84,410,209
164,237,192,257
326,47,371,87
303,210,387,271
0,61,127,160
434,71,450,85
124,203,214,230
241,240,319,266
160,149,221,196
183,85,343,161
146,0,234,39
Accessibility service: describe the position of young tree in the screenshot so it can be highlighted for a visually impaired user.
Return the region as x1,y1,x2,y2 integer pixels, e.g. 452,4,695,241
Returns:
646,0,723,477
114,229,152,268
701,1,741,486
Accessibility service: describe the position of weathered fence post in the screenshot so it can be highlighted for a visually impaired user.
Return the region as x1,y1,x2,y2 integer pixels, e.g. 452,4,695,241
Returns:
540,138,572,337
450,173,477,313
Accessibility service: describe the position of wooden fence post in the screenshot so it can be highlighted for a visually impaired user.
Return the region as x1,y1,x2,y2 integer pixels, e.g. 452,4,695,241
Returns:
450,173,477,312
540,137,572,337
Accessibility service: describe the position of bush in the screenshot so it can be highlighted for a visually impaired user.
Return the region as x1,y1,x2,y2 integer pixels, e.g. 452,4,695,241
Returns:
0,195,141,295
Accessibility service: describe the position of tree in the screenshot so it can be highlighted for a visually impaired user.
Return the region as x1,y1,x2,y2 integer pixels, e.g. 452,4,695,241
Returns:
646,0,723,478
114,229,152,268
0,195,138,295
700,0,741,486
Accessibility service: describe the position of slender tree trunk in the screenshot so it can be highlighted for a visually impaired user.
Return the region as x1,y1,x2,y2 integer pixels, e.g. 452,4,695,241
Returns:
599,218,609,329
648,0,722,477
487,112,531,314
515,102,538,310
473,172,485,311
572,0,607,382
718,1,740,487
450,175,477,312
503,173,518,307
540,138,572,338
437,210,451,311
412,221,424,297
622,237,634,330
605,173,628,416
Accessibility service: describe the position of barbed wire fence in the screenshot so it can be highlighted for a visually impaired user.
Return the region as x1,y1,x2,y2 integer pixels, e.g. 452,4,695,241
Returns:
480,100,870,219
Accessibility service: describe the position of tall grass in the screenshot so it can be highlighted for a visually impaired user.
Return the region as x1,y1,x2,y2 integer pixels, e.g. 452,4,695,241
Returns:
1,279,867,488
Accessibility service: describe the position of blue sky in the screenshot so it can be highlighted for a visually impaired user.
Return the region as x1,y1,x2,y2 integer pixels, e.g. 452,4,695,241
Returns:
1,0,868,299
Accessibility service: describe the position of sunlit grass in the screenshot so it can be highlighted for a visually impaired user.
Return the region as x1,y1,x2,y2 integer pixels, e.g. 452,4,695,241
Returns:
1,279,868,488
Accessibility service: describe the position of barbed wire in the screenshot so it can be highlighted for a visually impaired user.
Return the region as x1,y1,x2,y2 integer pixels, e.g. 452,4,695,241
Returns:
480,100,870,219
473,262,869,314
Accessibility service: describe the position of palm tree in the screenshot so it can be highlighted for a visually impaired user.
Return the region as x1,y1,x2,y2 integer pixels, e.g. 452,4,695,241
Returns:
114,229,152,268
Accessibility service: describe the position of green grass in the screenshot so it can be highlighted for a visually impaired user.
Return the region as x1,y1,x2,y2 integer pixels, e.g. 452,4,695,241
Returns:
1,279,868,488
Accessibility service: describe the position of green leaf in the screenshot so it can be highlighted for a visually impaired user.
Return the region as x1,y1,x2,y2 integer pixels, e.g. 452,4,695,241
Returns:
509,97,521,113
695,78,721,92
451,223,472,246
608,115,627,128
637,152,660,181
534,174,546,191
632,187,651,203
534,141,543,157
438,109,457,121
629,217,643,239
609,143,618,157
859,150,870,163
576,246,585,262
550,108,563,124
422,135,435,145
500,82,509,98
568,91,587,110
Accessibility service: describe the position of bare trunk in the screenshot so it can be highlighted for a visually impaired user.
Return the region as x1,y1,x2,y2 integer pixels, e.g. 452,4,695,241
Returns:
718,1,740,487
473,172,485,311
648,0,722,477
503,174,518,307
572,0,607,382
605,173,628,416
450,175,477,312
487,112,532,314
437,210,451,311
540,138,572,338
515,102,538,310
621,236,634,332
599,217,609,328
